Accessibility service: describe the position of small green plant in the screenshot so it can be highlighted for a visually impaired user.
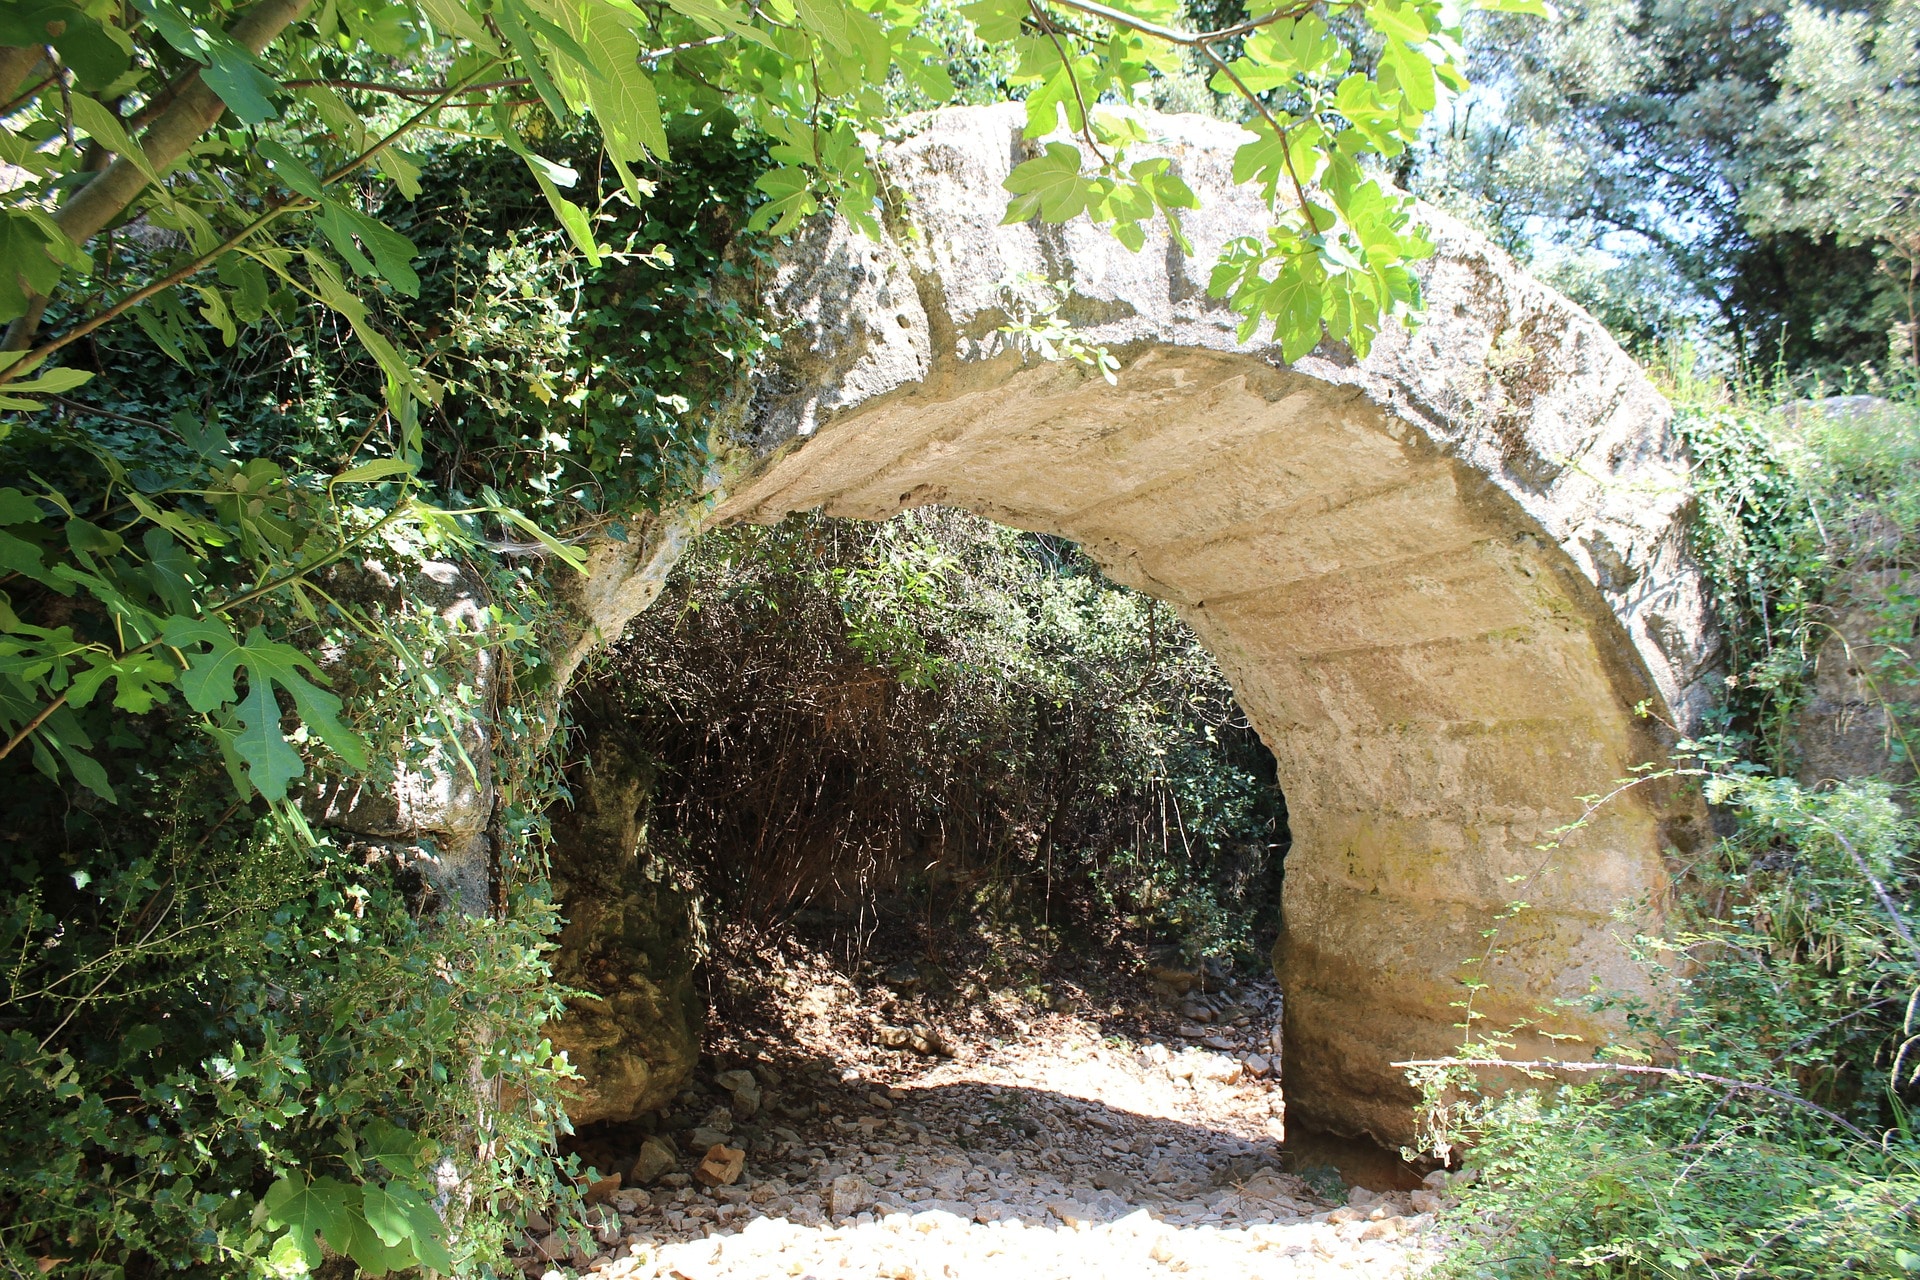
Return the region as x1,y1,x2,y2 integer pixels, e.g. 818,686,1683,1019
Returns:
997,272,1121,385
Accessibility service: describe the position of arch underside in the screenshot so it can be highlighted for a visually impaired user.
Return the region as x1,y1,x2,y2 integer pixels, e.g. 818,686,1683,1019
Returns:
546,104,1723,1142
714,344,1686,1141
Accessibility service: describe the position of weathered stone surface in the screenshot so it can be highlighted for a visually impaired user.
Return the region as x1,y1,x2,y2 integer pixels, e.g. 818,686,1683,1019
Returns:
1794,570,1919,789
310,557,499,914
629,1135,679,1185
566,105,1719,1141
544,720,703,1125
1780,399,1920,790
694,1143,747,1187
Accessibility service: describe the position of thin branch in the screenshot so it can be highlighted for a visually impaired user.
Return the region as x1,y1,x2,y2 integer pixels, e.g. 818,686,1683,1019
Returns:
0,70,58,117
1046,0,1318,48
1820,823,1920,971
0,692,68,763
1394,1057,1874,1142
1029,0,1108,165
3,70,489,381
1195,41,1319,228
282,75,532,99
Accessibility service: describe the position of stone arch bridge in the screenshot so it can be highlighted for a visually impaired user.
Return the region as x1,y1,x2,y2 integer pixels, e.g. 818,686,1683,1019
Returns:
559,105,1720,1142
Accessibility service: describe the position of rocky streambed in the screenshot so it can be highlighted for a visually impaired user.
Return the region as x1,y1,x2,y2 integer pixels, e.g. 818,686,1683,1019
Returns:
512,939,1459,1279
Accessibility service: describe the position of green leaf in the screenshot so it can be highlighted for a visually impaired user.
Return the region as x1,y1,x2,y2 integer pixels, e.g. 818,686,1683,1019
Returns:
1231,128,1293,204
159,616,369,801
201,43,283,123
520,157,602,267
68,94,163,187
65,517,123,558
662,0,771,44
66,650,176,713
960,0,1025,43
215,253,270,324
171,409,229,459
262,1174,359,1270
356,1119,425,1178
0,3,130,89
362,1182,454,1272
1366,0,1431,44
490,500,589,574
55,735,115,802
2,366,94,395
331,457,415,485
317,204,421,297
0,529,58,588
233,679,304,801
0,211,64,322
0,488,44,525
416,0,492,42
1378,39,1438,113
748,166,819,235
574,1,668,162
1003,143,1091,224
305,252,422,410
257,140,327,200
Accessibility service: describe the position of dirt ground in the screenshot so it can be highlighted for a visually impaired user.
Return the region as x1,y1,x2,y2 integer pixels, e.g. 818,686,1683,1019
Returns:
513,927,1459,1279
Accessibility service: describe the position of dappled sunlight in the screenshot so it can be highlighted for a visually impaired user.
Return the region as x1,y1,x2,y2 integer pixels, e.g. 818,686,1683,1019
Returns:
517,962,1450,1280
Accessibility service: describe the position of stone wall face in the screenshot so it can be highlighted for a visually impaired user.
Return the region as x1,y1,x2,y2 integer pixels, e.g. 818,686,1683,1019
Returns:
544,725,704,1125
563,105,1720,1142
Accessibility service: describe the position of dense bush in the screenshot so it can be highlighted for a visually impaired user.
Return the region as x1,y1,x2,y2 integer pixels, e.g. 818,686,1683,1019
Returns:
0,134,769,1274
582,507,1290,963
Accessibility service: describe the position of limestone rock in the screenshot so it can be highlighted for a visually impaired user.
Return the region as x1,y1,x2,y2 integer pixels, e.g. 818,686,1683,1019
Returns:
715,1068,764,1118
830,1174,875,1218
686,1126,732,1153
1794,568,1920,789
628,1136,678,1185
308,557,500,914
543,723,702,1125
551,103,1721,1143
693,1144,746,1187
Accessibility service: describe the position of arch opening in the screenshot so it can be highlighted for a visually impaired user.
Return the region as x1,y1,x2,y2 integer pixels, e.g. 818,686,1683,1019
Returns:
555,104,1719,1143
712,343,1685,1140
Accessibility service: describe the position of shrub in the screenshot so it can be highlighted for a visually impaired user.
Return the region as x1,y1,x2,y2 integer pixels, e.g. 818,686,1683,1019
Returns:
583,507,1290,962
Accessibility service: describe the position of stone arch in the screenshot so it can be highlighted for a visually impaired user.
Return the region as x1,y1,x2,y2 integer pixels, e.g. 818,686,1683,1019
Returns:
569,105,1720,1142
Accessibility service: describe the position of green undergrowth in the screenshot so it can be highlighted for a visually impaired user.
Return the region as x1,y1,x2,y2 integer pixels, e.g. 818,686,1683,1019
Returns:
581,506,1290,967
1423,381,1920,1277
0,129,772,1276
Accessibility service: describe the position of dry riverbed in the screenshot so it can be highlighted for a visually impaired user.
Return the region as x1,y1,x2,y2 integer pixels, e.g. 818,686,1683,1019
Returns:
512,936,1458,1278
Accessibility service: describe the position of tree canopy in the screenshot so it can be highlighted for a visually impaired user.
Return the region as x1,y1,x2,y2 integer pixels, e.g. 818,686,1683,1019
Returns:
1420,0,1918,372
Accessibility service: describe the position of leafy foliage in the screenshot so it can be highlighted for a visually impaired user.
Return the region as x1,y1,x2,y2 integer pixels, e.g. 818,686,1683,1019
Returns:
0,0,1519,810
1,703,574,1275
1415,0,1911,372
1745,0,1920,376
1424,772,1920,1278
587,508,1289,961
